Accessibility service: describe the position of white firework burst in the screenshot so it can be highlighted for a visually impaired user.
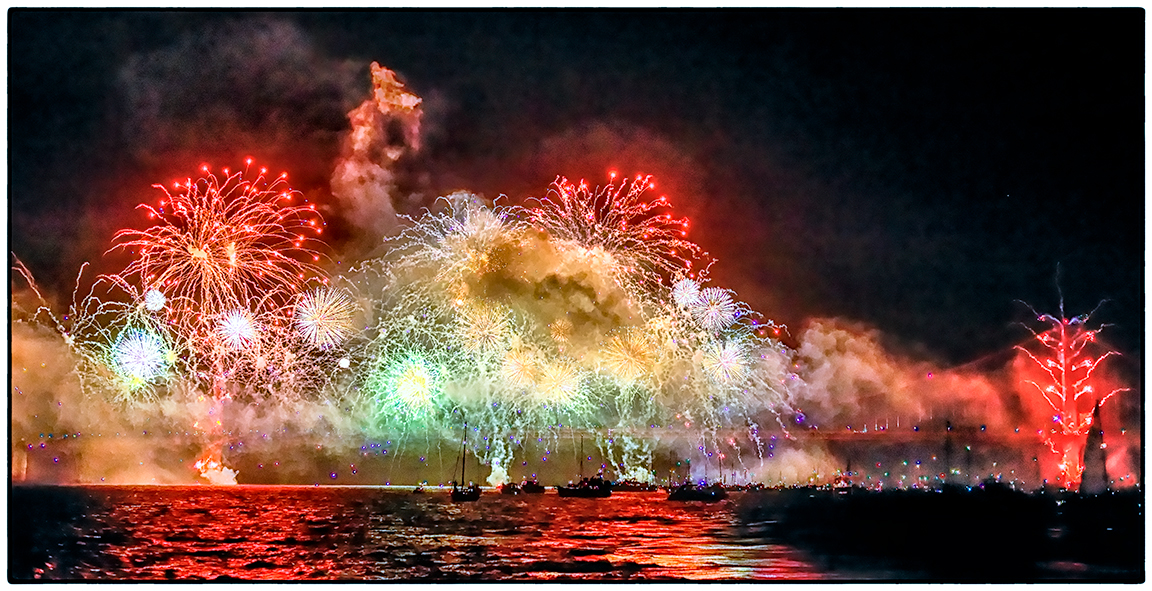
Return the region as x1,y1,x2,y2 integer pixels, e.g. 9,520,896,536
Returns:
672,277,702,308
692,287,738,332
701,339,748,384
143,289,166,312
295,287,356,349
217,309,258,349
112,328,169,385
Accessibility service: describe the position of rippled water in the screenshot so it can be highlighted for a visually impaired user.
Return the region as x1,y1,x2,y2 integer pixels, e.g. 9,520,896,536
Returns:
12,485,848,581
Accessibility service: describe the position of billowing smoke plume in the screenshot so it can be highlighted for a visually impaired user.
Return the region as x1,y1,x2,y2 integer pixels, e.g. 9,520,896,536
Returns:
329,62,424,255
792,318,1019,430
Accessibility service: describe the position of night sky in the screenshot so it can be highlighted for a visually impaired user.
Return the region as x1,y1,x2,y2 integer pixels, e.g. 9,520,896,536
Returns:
9,9,1144,366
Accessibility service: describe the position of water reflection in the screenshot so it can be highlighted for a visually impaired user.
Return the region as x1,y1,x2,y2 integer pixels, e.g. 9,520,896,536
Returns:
11,485,830,580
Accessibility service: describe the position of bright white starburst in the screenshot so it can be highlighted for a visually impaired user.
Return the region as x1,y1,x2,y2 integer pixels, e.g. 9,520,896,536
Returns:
112,328,168,384
692,287,737,332
295,287,356,349
672,277,703,308
143,289,166,312
701,339,747,384
217,309,258,349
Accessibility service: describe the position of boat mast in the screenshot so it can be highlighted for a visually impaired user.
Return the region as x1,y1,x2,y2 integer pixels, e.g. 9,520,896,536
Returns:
579,435,584,479
460,414,468,486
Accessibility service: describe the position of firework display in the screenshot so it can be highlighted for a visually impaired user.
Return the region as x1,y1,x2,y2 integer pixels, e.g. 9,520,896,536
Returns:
527,176,703,288
338,184,795,483
15,153,798,486
9,61,1133,493
13,155,1136,492
1015,299,1129,490
295,287,356,350
109,162,327,362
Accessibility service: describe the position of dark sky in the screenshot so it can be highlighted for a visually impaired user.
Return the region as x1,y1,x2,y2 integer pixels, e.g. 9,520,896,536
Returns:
8,9,1144,365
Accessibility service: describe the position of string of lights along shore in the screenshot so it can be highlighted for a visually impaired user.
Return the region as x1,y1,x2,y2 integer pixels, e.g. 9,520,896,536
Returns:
12,62,1133,491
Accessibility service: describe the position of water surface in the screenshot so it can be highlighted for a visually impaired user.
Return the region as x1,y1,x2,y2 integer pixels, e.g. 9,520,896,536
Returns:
12,485,842,581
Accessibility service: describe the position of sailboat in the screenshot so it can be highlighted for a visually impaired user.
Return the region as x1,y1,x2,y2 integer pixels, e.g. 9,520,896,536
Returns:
668,446,727,502
556,436,611,498
451,417,481,502
520,480,546,494
667,481,727,502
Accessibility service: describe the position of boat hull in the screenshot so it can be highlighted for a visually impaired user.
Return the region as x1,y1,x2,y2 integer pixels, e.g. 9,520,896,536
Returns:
556,486,611,498
667,486,728,503
451,486,482,502
520,482,546,494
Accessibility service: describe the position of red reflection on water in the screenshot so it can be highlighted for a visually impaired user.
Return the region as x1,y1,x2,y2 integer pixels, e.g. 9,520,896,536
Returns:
20,486,829,580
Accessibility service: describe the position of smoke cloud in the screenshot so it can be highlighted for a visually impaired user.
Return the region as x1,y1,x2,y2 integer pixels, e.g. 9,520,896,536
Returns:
329,62,424,254
792,318,1022,430
777,318,1139,488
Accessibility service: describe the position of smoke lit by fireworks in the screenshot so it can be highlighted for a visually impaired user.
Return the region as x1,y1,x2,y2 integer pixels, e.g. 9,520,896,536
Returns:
337,183,794,484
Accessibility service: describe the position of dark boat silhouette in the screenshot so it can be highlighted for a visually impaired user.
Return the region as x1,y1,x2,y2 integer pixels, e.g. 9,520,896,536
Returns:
451,482,481,502
520,480,546,494
667,482,728,503
556,436,611,498
450,415,481,503
412,485,425,494
612,479,659,492
498,482,521,495
557,475,612,497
